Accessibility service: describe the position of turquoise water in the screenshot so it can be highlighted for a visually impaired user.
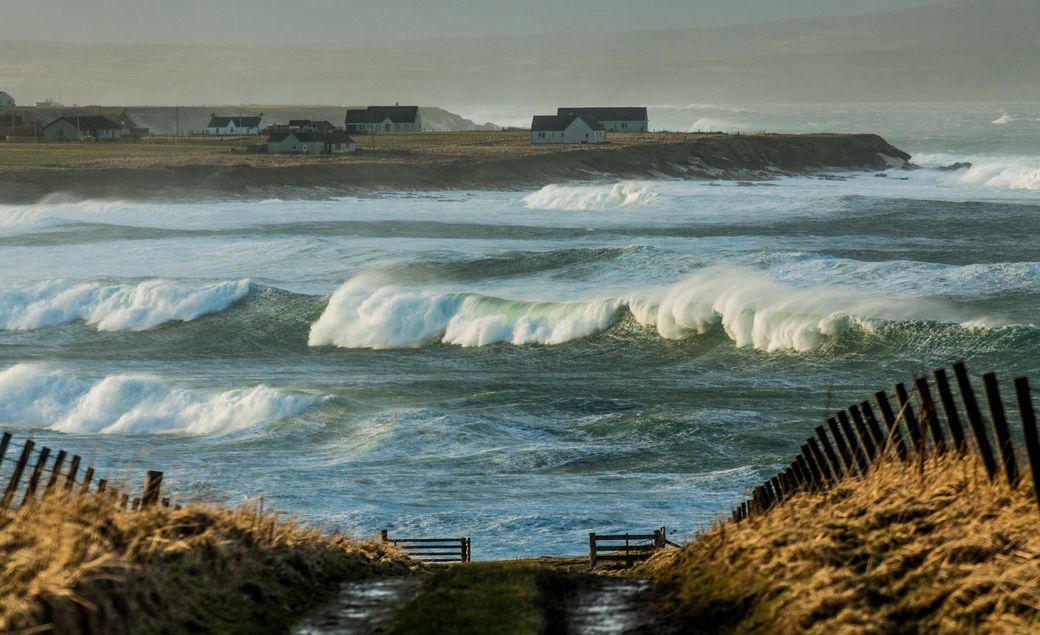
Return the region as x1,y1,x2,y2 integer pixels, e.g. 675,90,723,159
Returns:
0,102,1038,557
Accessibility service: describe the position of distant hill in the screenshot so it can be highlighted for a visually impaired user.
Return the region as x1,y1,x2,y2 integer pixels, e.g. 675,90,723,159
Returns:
0,0,1037,105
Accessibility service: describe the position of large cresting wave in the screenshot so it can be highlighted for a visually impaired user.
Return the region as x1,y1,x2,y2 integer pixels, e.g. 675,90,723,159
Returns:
309,267,967,352
0,364,320,434
0,279,251,331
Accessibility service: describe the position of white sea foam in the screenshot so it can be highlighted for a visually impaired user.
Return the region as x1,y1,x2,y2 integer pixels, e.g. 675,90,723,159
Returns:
687,117,750,133
992,113,1014,125
309,268,957,352
522,182,662,211
0,279,250,331
0,364,319,434
954,158,1040,192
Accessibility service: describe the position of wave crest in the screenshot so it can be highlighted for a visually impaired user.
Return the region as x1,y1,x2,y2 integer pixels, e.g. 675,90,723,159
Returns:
0,364,319,434
0,279,251,331
309,268,959,352
522,182,662,211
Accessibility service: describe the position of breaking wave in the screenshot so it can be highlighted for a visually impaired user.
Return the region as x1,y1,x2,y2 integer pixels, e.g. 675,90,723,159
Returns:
0,364,320,434
309,267,979,352
522,183,663,211
954,158,1040,192
0,279,251,331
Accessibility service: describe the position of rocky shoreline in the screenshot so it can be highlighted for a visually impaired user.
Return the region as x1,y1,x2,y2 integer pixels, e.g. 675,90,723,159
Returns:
0,133,911,203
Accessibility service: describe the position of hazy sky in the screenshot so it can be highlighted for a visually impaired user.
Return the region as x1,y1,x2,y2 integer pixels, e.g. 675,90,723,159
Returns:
3,0,937,45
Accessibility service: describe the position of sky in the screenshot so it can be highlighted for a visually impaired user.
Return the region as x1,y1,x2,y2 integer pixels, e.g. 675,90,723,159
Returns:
2,0,938,45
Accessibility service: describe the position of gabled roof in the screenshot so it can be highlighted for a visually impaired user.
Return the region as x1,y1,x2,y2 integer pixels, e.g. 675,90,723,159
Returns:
267,130,354,144
43,115,121,131
531,114,604,132
208,115,263,128
557,107,648,122
345,106,420,125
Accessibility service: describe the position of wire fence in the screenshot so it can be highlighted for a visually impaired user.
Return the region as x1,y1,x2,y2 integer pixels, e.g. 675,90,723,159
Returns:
732,362,1040,522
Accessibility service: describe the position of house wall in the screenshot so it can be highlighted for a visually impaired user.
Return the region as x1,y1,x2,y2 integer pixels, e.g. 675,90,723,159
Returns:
531,129,565,144
563,119,606,144
42,120,81,140
328,141,357,154
268,135,324,154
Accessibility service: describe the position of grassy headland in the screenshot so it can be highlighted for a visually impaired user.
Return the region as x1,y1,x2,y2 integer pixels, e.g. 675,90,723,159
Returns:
643,453,1040,633
0,132,910,203
0,493,409,634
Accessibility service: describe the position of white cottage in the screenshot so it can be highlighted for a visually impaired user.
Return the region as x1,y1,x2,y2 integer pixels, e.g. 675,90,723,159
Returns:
344,106,421,133
206,114,265,135
530,114,606,144
557,107,648,132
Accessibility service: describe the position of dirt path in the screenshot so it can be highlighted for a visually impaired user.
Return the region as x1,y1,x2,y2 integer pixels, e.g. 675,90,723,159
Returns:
293,577,420,635
564,577,657,635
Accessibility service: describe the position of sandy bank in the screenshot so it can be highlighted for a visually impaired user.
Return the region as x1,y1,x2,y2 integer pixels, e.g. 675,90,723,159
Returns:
0,133,910,203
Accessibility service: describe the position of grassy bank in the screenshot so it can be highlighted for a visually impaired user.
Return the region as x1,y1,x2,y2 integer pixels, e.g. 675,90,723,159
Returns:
643,453,1040,633
0,493,409,634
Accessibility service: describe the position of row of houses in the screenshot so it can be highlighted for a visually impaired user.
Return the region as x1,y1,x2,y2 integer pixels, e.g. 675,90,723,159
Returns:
530,107,648,145
202,106,422,137
39,111,149,141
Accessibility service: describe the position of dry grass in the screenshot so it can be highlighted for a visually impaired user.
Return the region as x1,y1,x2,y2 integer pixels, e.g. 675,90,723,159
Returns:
0,492,410,634
643,453,1040,634
0,131,716,171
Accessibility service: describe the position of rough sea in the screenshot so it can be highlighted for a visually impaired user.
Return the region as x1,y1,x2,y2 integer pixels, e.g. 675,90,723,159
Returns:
1,102,1037,558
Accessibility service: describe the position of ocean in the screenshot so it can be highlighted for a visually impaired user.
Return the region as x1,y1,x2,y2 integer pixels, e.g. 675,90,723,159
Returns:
0,102,1038,558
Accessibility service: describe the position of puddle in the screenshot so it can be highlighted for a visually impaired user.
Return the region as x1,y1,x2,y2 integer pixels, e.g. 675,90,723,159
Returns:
568,578,655,635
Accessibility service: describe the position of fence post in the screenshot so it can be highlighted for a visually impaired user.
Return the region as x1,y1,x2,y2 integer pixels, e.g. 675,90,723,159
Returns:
97,478,108,494
770,476,785,502
791,460,808,489
800,445,823,487
64,455,81,492
589,533,597,568
44,449,67,493
143,471,162,508
894,383,925,454
858,401,886,450
838,412,870,473
0,432,10,471
983,373,1019,487
815,426,844,479
2,440,33,508
915,377,947,453
874,391,909,460
80,467,94,494
934,369,967,453
21,447,50,508
795,455,817,490
807,438,833,483
1014,378,1040,515
849,405,878,463
953,363,997,479
827,417,857,474
380,529,389,542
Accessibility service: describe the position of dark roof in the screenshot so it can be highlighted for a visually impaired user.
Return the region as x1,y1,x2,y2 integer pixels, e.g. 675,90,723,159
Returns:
345,106,420,125
531,114,604,132
208,115,263,128
287,119,310,127
267,131,353,144
43,115,121,131
557,107,648,122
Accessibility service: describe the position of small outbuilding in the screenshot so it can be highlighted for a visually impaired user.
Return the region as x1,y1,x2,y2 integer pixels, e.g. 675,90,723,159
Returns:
0,91,14,107
266,130,356,154
557,107,648,132
530,114,606,144
42,115,124,141
207,114,265,135
344,106,421,133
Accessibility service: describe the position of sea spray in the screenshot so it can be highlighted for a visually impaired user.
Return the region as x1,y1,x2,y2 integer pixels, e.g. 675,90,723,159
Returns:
309,267,961,352
0,279,251,331
0,364,319,434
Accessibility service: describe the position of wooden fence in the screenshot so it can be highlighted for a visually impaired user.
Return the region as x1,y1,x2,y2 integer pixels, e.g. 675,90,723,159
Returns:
0,433,169,512
732,362,1040,522
589,527,672,568
381,529,471,562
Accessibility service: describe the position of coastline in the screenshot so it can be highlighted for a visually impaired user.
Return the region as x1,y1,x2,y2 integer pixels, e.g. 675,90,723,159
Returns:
0,133,911,204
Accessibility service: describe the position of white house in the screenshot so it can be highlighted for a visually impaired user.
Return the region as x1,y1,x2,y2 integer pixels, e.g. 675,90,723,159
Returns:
557,107,648,132
530,114,607,144
344,106,421,133
0,92,14,107
206,114,265,135
41,115,125,141
266,130,356,154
